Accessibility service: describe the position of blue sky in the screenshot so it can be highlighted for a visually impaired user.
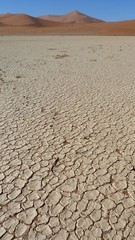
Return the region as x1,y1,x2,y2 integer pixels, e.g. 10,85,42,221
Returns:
0,0,135,22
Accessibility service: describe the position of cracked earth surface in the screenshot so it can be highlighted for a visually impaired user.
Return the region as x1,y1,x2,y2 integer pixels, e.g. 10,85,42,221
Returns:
0,36,135,239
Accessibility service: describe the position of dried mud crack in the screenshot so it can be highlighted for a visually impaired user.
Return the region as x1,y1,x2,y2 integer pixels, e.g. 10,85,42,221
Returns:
0,36,135,240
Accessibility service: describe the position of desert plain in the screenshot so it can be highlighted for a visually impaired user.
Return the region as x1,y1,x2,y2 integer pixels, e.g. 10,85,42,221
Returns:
0,36,135,239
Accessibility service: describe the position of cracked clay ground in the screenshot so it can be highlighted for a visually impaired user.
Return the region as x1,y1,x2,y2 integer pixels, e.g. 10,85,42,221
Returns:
0,36,135,240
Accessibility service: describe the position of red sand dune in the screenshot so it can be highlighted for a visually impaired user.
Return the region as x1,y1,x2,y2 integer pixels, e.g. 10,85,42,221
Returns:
0,13,61,27
0,11,135,36
39,10,104,23
94,20,135,35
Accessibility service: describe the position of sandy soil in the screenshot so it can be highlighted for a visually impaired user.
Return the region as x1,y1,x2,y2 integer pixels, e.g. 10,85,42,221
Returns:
0,36,135,239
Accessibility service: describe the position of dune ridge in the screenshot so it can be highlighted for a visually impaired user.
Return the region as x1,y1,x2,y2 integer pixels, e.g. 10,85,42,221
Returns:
0,13,64,27
39,10,104,23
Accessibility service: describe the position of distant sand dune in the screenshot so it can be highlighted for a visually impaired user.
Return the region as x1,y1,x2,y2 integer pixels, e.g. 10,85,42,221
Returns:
96,20,135,35
0,13,63,27
39,10,104,23
0,11,135,35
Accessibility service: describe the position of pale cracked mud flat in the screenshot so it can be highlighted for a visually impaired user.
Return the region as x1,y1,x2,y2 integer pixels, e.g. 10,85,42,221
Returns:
0,36,135,240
